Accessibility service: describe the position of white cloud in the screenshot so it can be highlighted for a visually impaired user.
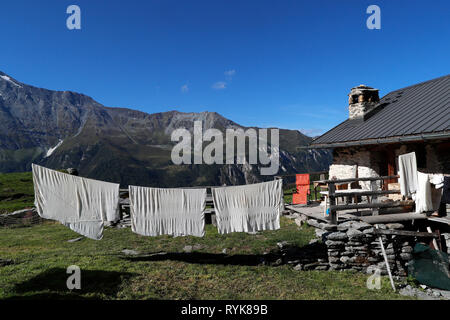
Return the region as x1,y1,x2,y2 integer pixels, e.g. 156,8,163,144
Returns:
224,69,236,79
181,84,189,93
212,81,227,90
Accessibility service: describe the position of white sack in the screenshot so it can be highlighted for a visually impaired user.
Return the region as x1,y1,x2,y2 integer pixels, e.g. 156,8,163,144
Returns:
129,186,207,237
212,179,283,234
32,164,120,240
398,152,418,197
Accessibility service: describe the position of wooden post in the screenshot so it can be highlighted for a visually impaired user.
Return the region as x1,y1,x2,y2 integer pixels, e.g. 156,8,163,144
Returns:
371,181,379,216
328,182,337,224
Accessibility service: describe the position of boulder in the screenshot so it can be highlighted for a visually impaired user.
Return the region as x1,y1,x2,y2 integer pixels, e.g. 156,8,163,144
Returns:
386,223,404,230
122,249,139,256
326,232,348,241
337,221,372,231
347,228,364,240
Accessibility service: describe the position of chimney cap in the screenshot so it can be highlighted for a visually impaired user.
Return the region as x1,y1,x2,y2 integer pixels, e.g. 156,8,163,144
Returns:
348,85,379,96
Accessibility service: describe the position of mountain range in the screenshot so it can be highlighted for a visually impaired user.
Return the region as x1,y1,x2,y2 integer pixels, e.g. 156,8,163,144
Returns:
0,71,331,187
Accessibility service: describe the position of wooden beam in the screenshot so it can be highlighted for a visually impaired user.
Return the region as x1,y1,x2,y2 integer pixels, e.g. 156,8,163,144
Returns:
327,190,401,197
373,229,439,238
329,201,411,211
361,213,427,224
328,183,337,224
317,175,399,185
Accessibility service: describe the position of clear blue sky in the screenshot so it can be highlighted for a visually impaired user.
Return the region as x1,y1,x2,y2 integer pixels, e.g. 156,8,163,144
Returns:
1,0,449,136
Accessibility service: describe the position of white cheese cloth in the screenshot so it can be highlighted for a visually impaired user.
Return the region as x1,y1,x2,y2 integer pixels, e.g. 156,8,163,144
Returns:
129,186,207,237
32,164,120,240
415,172,434,213
212,179,283,234
398,152,418,197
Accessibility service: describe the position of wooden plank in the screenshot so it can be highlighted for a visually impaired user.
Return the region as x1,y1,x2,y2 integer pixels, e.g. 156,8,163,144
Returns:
316,175,399,185
373,229,439,238
330,201,411,211
428,217,450,225
327,190,400,197
361,213,427,224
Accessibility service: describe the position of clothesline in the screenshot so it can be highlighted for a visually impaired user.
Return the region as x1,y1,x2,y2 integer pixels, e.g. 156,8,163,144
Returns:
32,164,284,241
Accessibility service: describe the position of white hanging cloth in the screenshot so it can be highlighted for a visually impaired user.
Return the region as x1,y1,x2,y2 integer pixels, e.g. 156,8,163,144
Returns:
32,164,120,240
398,152,418,197
415,171,434,213
129,186,207,237
212,179,284,234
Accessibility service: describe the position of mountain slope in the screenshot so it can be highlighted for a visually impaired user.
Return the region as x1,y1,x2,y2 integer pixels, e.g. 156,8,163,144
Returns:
0,71,331,187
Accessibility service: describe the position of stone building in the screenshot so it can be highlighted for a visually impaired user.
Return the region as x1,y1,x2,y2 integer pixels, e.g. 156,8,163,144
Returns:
310,74,450,188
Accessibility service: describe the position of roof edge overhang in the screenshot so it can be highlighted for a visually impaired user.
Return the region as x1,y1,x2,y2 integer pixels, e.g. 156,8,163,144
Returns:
302,131,450,149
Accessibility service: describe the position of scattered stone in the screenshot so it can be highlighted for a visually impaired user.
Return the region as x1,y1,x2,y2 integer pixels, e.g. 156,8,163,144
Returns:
386,223,404,230
285,212,300,219
325,240,345,247
293,264,303,271
0,259,14,267
294,216,306,227
67,237,84,243
193,244,205,250
273,258,283,266
319,223,337,231
400,253,412,261
315,229,327,238
183,245,193,253
337,221,372,231
309,239,319,245
401,246,413,253
222,248,228,254
346,228,364,240
326,232,348,241
363,228,374,234
122,249,139,256
307,219,321,228
315,265,329,271
277,241,289,249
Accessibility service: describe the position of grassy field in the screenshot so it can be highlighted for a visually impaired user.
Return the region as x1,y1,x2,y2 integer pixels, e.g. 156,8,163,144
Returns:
0,172,35,214
0,171,411,300
0,218,411,300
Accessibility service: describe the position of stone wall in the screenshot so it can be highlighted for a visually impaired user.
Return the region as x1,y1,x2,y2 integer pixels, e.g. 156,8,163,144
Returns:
329,141,449,189
306,218,415,277
329,147,380,190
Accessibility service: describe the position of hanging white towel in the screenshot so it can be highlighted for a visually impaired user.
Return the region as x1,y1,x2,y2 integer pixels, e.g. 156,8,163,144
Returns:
398,152,418,197
415,172,434,213
429,174,444,189
32,164,120,240
129,186,207,237
212,179,283,234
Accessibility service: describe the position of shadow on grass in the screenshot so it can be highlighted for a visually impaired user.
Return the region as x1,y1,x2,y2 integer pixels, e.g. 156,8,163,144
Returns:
123,242,328,266
123,252,267,266
6,268,135,300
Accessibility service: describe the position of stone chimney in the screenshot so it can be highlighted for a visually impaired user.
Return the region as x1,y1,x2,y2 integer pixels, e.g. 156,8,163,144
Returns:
348,85,379,119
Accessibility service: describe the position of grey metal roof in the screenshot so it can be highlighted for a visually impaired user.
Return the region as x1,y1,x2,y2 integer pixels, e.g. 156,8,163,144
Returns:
311,74,450,148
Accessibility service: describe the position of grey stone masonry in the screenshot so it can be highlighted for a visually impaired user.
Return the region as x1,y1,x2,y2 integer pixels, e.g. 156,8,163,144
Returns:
309,217,415,277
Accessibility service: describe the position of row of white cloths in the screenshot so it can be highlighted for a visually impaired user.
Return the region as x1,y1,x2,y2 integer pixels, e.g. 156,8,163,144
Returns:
32,164,120,240
129,179,284,237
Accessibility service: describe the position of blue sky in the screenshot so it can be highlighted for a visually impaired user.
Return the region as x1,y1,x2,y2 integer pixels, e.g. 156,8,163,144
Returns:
1,0,449,136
